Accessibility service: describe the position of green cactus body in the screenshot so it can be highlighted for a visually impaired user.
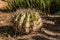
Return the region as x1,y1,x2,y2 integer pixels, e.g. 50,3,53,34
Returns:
13,9,42,33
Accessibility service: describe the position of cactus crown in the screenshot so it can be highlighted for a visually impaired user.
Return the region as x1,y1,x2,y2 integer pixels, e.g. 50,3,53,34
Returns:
13,9,42,33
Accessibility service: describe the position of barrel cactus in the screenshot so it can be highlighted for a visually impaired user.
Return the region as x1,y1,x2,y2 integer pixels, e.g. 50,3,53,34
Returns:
13,9,43,34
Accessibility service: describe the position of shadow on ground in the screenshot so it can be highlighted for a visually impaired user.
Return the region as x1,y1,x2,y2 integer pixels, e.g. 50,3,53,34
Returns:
0,26,16,36
32,36,49,40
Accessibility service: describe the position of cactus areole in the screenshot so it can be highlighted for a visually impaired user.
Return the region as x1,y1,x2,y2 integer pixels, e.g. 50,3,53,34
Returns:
13,9,43,33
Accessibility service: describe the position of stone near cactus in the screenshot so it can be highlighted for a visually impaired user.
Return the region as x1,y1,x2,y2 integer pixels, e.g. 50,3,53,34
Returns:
0,13,13,26
0,1,8,10
13,9,43,33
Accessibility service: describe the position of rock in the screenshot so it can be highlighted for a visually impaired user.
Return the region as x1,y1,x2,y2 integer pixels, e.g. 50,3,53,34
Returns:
0,1,8,10
0,13,13,26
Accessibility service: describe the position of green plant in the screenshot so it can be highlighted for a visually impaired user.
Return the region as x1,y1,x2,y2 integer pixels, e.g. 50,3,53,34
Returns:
5,0,51,12
50,0,60,13
5,0,60,14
